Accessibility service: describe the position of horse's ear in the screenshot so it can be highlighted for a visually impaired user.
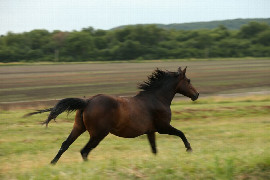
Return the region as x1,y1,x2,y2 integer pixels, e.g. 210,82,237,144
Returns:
178,67,182,74
178,66,187,77
183,66,187,75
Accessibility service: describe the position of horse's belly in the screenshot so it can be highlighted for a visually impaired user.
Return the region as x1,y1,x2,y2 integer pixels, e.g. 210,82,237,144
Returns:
110,118,154,138
111,98,155,138
110,129,143,138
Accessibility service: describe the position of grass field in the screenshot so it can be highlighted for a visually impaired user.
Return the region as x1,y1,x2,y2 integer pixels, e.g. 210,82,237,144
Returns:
1,59,270,107
0,95,270,180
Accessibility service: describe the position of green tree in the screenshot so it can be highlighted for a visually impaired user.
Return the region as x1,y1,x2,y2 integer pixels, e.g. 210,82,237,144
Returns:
1,22,270,62
255,30,270,46
62,31,94,61
238,22,269,38
52,31,68,61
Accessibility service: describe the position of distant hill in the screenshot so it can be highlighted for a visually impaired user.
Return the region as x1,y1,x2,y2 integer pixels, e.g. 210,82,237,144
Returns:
112,18,270,30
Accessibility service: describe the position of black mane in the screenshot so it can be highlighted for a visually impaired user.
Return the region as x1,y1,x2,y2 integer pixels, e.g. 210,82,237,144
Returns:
138,69,178,91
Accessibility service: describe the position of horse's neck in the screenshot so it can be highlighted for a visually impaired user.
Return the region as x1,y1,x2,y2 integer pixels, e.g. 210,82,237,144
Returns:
136,81,177,106
137,88,176,106
154,88,176,105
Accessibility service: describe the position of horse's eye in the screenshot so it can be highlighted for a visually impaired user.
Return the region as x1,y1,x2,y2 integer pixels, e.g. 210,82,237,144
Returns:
187,79,190,83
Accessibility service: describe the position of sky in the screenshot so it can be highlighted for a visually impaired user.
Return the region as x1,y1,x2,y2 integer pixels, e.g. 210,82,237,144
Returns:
0,0,270,35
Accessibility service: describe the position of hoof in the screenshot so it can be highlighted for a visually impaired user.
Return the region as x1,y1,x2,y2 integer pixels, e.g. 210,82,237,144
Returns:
152,149,157,155
50,160,57,165
80,152,88,161
186,147,193,152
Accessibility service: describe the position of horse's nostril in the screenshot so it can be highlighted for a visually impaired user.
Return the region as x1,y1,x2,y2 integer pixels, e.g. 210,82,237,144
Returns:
197,93,200,97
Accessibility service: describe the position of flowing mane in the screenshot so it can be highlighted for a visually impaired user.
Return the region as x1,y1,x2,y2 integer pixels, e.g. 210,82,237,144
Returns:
138,68,178,91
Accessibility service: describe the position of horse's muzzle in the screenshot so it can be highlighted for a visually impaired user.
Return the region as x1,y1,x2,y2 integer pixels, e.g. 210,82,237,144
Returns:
192,93,199,101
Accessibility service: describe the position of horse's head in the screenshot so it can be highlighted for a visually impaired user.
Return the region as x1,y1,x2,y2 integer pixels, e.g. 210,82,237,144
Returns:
176,67,199,101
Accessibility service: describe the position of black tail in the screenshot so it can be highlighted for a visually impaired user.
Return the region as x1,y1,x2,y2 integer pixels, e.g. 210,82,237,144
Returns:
25,98,88,126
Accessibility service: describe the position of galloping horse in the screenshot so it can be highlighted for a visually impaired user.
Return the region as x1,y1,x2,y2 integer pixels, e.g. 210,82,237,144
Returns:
27,67,199,164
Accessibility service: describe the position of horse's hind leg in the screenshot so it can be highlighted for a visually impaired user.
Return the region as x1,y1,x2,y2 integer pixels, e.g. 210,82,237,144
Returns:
147,132,157,154
51,111,86,164
80,132,108,161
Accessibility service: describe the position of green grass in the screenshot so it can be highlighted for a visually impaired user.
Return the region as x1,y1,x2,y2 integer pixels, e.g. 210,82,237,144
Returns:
1,96,270,179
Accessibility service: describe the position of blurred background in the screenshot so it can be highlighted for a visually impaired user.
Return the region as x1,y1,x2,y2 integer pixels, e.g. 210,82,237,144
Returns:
0,1,270,179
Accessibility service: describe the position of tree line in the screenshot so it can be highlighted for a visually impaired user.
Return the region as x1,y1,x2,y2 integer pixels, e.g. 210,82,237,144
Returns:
0,22,270,62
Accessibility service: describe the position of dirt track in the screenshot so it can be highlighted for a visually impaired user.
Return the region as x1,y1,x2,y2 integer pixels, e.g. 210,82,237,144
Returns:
1,59,270,109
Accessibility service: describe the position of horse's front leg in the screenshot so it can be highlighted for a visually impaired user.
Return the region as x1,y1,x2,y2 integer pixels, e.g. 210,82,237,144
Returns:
157,125,192,152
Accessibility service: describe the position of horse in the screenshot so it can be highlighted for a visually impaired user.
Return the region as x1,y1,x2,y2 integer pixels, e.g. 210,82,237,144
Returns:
26,66,199,164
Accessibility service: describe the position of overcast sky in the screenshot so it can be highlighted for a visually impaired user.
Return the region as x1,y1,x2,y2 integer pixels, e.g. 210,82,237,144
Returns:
1,0,270,35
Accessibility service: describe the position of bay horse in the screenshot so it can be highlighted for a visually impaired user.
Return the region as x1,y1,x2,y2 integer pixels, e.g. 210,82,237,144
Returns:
27,67,199,164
